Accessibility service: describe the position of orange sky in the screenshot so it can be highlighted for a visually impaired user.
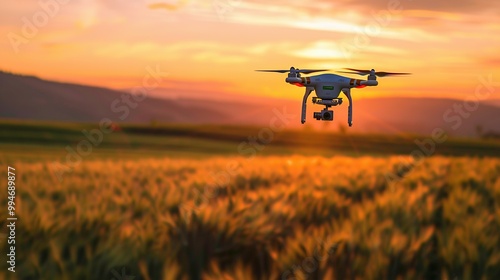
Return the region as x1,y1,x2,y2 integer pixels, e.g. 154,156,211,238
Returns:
1,0,499,100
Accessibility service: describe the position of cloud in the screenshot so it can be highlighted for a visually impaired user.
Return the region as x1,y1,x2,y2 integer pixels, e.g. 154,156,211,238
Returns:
289,40,408,62
246,0,500,14
221,0,499,37
89,41,261,64
147,1,189,11
75,2,100,29
192,51,248,64
289,41,347,60
479,57,500,67
193,1,449,44
401,9,464,21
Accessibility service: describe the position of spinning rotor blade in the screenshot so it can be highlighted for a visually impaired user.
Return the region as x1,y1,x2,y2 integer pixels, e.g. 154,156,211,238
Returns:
255,69,290,73
337,71,368,76
373,72,411,77
344,68,372,74
297,69,329,74
255,68,329,74
341,68,411,77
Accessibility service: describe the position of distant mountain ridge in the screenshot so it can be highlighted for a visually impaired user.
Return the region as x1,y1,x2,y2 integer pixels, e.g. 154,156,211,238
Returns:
1,71,498,137
486,99,500,108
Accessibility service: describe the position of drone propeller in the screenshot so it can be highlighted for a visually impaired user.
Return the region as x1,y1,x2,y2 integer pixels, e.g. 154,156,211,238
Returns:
255,69,290,73
339,68,411,77
256,67,328,74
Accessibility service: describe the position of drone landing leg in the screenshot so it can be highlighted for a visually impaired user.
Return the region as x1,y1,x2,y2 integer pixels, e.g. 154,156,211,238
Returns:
342,88,353,127
301,87,314,124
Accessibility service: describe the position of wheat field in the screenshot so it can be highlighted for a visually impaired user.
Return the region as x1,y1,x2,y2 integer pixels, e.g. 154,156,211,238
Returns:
1,155,499,280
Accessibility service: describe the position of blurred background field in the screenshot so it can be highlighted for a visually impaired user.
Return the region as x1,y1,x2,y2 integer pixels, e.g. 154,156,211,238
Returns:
2,0,500,278
0,120,499,280
1,120,499,164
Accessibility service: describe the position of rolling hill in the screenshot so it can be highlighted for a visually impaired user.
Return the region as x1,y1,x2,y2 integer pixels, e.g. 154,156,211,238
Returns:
1,71,498,137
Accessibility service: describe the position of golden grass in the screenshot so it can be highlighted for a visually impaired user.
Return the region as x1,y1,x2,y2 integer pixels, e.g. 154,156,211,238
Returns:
1,155,499,279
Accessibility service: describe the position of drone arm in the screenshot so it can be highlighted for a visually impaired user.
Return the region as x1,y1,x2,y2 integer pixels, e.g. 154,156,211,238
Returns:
342,88,353,127
301,87,314,124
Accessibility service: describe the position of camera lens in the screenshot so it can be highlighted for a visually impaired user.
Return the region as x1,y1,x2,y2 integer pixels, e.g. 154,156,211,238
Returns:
323,111,331,120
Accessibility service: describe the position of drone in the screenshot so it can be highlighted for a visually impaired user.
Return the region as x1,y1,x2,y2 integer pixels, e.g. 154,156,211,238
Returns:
256,67,410,126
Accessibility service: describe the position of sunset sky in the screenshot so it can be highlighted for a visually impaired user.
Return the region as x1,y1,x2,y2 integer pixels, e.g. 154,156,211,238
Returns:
1,0,499,100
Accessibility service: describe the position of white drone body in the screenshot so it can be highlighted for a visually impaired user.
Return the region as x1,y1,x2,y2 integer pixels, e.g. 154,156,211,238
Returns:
256,67,410,127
